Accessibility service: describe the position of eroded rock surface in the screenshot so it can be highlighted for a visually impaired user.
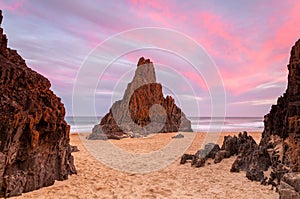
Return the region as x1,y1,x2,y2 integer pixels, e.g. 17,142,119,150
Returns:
278,173,300,199
228,40,300,187
180,132,257,168
180,39,300,197
0,10,76,197
180,143,220,167
232,39,300,192
89,57,193,140
240,40,300,187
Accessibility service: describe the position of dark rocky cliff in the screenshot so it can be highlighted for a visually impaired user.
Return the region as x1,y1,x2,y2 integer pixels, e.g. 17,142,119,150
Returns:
0,10,76,197
180,39,300,198
231,39,300,197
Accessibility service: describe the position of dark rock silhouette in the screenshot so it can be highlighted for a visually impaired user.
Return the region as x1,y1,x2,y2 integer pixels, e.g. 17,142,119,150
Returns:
180,132,256,168
215,40,300,187
259,39,300,196
172,133,184,139
223,40,300,187
226,40,300,192
89,57,193,140
0,10,76,197
180,143,220,167
229,132,270,181
235,39,300,187
180,39,300,197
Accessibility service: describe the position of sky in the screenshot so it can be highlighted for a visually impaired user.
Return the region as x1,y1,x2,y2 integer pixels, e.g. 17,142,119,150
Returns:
1,0,300,117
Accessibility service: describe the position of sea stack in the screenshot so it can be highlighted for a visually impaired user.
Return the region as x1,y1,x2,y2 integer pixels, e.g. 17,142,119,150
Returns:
89,57,193,140
0,10,76,197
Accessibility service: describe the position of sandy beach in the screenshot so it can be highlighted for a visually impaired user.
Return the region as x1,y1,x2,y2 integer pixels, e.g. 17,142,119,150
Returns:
13,132,278,199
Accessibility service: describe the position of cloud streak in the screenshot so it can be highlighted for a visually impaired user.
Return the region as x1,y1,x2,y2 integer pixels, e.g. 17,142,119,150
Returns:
1,0,299,116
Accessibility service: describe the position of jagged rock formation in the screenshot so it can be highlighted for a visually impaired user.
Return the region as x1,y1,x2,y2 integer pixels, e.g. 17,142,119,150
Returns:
206,39,300,187
228,40,300,194
262,38,300,170
216,40,300,187
180,39,300,197
235,39,300,185
0,10,76,197
259,39,300,196
180,132,258,168
180,142,220,168
89,57,193,140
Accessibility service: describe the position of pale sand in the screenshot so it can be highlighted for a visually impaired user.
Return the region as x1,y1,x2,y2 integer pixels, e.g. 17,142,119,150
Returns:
13,132,278,199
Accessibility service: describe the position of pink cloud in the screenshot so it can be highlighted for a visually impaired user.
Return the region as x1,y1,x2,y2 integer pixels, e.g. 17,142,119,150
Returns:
0,0,26,12
185,2,299,95
181,71,207,90
4,1,300,116
105,0,298,96
128,0,184,28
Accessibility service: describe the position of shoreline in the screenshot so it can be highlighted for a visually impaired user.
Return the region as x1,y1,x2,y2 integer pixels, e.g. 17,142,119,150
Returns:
14,131,278,199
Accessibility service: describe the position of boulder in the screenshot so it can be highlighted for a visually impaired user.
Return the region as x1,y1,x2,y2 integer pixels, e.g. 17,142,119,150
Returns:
180,154,194,165
220,135,238,156
181,143,221,167
204,143,220,159
230,132,270,177
191,157,206,168
172,133,184,139
278,173,300,199
214,150,231,164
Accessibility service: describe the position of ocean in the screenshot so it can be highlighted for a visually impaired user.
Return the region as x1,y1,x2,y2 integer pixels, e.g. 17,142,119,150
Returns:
66,116,264,133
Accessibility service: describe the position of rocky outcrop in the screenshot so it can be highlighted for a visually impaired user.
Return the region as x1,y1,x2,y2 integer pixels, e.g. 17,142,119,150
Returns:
180,132,259,169
180,39,300,197
89,57,193,140
249,39,300,185
231,39,300,194
0,10,76,197
180,143,220,167
268,39,300,166
230,133,271,183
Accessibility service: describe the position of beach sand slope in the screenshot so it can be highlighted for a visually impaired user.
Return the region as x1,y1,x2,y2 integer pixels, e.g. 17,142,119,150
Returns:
13,132,278,199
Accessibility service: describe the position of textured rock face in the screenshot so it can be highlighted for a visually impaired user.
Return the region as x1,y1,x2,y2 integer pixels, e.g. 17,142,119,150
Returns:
262,39,300,170
261,40,300,173
0,10,76,197
260,39,300,140
278,173,300,199
180,142,221,167
180,132,259,168
180,39,300,196
230,132,271,182
89,57,193,140
233,39,300,190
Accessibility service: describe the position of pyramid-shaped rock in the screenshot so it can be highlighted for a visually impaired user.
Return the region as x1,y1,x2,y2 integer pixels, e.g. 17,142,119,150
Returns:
89,57,193,140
